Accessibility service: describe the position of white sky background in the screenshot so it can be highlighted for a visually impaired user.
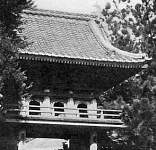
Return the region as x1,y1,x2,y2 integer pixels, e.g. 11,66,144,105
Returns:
34,0,141,14
34,0,116,14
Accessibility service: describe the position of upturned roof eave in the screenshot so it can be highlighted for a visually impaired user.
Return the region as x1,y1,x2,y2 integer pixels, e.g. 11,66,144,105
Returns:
89,20,150,60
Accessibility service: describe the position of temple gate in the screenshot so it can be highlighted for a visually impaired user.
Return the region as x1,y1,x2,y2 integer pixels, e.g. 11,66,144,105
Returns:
1,9,149,150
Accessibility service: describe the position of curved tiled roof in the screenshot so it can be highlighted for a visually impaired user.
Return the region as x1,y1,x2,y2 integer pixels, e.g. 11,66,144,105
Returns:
19,9,150,68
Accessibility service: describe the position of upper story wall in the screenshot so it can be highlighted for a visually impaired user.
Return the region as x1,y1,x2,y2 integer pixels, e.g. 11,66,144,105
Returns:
20,60,140,94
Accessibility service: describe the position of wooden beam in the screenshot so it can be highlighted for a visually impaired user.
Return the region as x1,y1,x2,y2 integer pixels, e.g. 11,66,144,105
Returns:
5,118,126,128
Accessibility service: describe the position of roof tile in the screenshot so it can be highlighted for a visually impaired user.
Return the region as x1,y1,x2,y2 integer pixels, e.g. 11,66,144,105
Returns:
19,9,150,68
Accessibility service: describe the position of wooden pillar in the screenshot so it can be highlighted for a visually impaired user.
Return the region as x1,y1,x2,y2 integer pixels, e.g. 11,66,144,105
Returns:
18,130,26,150
90,132,97,150
0,124,18,150
0,136,18,150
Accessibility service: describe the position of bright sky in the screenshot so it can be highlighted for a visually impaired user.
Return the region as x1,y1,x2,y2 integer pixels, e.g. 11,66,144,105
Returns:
34,0,141,14
34,0,112,14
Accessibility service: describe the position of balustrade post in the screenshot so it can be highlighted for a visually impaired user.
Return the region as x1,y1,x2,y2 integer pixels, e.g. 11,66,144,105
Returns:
20,99,27,117
41,89,51,117
88,98,97,119
97,106,104,120
25,101,29,117
51,102,54,117
101,109,104,119
66,91,76,118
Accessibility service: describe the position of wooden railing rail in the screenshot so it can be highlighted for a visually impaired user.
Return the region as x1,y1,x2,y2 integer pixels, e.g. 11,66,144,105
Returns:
6,104,122,112
6,104,122,110
5,104,123,125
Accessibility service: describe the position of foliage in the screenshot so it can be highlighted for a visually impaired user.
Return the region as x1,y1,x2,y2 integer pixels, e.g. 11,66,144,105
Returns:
96,0,156,57
99,66,156,150
122,97,154,150
0,1,34,149
96,0,156,149
0,0,33,110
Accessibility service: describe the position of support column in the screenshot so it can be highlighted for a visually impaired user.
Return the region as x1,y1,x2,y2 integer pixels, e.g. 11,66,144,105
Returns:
18,130,26,150
0,124,18,150
0,136,18,150
90,132,97,150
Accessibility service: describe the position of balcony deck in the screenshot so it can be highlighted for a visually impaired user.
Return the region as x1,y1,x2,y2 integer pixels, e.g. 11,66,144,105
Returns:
5,104,126,128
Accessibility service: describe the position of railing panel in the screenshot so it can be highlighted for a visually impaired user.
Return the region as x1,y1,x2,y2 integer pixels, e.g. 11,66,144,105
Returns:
5,104,123,125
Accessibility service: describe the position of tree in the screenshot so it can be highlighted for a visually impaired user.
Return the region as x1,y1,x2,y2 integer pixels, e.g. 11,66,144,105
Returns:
0,1,33,150
0,0,33,111
96,0,156,56
95,0,156,149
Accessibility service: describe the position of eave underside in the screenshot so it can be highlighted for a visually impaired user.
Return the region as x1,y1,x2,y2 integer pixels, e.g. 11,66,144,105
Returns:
20,59,142,94
19,54,145,69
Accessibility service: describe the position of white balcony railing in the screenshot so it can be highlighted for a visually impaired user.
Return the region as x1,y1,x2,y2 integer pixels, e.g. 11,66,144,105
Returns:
5,104,123,125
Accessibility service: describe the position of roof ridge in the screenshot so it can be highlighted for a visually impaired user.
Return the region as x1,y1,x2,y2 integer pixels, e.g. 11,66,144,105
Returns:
23,8,96,21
